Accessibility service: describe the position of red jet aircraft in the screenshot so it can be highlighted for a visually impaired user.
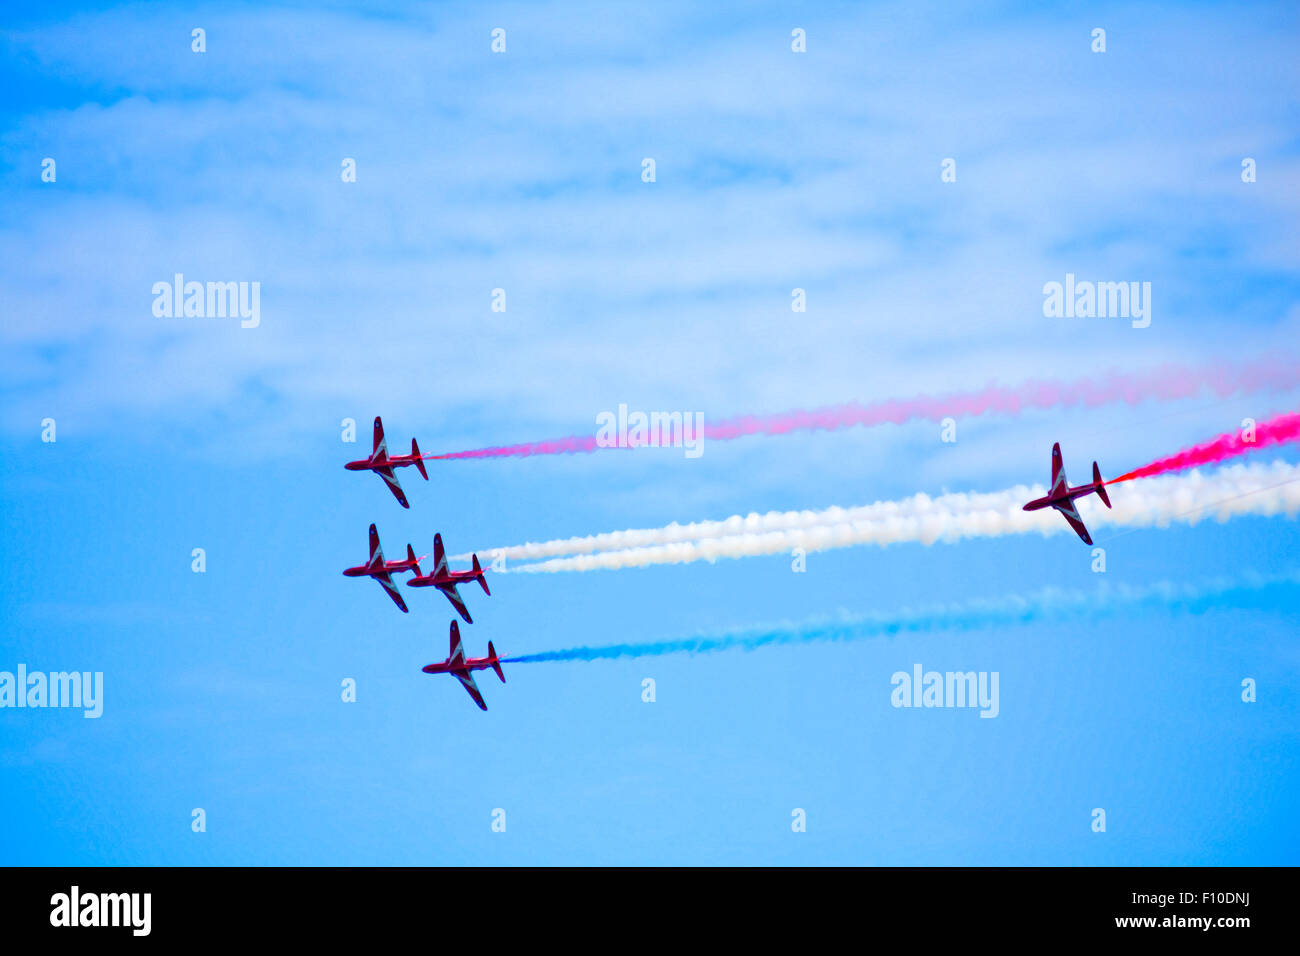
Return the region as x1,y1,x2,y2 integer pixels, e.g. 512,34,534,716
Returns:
342,523,424,613
407,533,490,624
422,620,505,711
1022,442,1113,545
344,416,428,508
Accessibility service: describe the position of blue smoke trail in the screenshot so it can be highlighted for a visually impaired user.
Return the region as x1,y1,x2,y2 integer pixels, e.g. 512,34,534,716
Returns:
500,569,1300,664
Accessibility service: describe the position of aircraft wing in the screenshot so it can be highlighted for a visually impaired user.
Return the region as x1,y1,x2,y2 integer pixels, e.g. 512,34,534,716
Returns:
1051,443,1066,493
377,466,409,508
432,533,448,575
454,669,488,710
1054,499,1092,545
440,582,472,624
449,620,464,662
375,571,410,613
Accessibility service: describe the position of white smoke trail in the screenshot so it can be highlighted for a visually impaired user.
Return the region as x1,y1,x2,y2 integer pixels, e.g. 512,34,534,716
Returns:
456,493,994,563
498,461,1300,574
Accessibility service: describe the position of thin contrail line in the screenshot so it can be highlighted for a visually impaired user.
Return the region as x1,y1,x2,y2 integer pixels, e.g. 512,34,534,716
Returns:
1094,474,1300,545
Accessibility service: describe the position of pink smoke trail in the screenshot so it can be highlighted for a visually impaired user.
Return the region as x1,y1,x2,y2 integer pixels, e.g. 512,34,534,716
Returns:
1108,410,1300,484
427,358,1300,460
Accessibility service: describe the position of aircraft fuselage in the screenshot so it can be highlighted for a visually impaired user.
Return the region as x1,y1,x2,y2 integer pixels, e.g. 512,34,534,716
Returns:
344,454,421,472
342,561,417,578
408,570,478,588
1022,481,1103,512
422,657,493,676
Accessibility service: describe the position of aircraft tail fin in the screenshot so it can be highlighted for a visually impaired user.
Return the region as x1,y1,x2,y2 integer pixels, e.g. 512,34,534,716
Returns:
406,543,421,573
488,641,505,683
412,438,429,480
472,554,490,594
1093,462,1112,508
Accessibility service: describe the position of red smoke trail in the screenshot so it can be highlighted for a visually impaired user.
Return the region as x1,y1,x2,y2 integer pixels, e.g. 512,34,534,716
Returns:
427,358,1300,460
1107,410,1300,484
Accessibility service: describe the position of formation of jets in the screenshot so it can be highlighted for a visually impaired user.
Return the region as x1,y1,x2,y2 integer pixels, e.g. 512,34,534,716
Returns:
343,416,502,710
343,525,488,622
344,418,1118,710
1022,442,1114,545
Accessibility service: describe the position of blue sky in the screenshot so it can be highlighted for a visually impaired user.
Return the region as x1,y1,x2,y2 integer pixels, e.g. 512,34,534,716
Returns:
2,0,1298,865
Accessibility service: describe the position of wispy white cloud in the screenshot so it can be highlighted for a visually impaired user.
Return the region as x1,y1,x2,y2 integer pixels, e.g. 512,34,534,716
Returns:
2,0,1297,474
